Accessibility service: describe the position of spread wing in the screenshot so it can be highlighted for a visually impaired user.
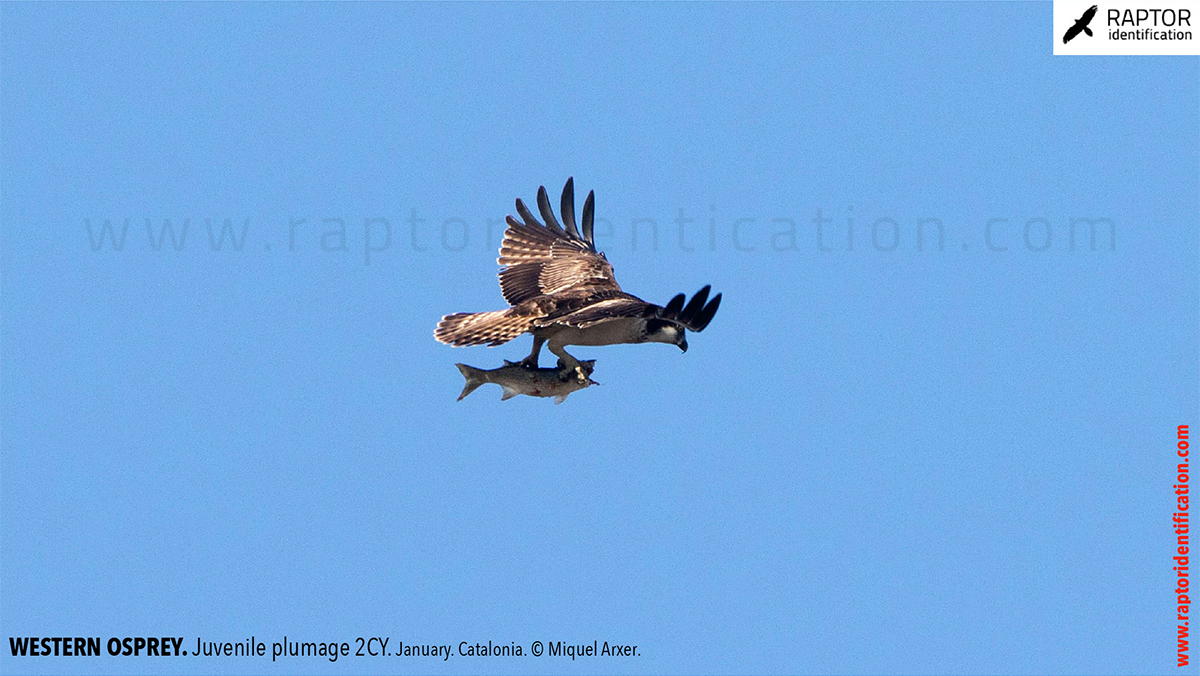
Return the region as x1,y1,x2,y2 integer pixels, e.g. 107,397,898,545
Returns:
497,178,622,305
494,179,722,333
537,294,654,329
539,286,722,332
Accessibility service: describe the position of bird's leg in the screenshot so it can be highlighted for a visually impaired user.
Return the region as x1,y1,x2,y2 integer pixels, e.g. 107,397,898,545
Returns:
548,342,586,382
519,335,546,369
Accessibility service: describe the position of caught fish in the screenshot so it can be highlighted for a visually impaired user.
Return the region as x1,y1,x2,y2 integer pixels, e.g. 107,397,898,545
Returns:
455,359,598,404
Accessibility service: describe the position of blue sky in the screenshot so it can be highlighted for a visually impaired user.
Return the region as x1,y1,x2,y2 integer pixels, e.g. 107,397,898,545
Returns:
1,2,1196,674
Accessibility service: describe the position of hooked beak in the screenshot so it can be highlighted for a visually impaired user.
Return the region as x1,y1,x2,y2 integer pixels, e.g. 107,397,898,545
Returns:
677,337,688,353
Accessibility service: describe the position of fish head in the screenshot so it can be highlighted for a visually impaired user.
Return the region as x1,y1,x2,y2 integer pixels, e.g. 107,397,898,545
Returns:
577,360,601,387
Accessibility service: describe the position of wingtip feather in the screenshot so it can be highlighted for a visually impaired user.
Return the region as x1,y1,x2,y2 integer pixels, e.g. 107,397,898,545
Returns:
582,190,595,247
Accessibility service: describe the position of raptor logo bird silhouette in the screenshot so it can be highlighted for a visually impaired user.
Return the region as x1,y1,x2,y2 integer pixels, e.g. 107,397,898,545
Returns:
1063,5,1098,43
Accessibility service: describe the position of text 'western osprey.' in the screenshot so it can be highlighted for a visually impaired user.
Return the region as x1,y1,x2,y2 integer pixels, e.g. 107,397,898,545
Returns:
434,178,721,378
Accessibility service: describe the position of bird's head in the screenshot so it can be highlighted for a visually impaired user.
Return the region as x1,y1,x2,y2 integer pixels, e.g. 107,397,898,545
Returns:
645,319,688,352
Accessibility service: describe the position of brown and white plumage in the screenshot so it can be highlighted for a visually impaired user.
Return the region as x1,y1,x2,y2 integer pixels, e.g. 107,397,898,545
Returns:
434,178,721,370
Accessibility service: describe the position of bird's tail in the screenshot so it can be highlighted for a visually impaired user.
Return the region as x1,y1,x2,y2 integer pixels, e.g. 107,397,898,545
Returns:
1084,26,1093,36
434,309,533,347
455,363,488,401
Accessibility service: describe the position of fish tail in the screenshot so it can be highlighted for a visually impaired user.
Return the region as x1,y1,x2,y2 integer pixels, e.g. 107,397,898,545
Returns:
434,309,533,347
455,363,488,401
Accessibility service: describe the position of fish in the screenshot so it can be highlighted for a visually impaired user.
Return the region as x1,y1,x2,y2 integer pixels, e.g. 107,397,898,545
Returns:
455,359,599,404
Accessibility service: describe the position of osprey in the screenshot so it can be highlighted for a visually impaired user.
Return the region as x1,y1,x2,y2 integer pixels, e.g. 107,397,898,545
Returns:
434,178,721,375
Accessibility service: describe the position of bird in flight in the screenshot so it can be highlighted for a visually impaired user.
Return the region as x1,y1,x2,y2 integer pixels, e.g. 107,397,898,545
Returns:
435,178,721,378
1063,5,1097,43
